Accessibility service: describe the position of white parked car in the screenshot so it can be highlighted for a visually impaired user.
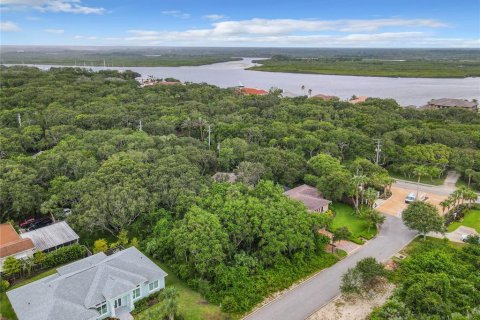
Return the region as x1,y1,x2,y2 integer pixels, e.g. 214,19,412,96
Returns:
405,192,416,203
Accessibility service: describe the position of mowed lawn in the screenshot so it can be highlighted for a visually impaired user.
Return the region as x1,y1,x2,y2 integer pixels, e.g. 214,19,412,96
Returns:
136,259,228,320
447,209,480,233
330,203,377,242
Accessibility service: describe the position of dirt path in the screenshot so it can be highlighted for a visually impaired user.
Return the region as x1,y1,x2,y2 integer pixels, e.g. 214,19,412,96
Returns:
307,283,395,320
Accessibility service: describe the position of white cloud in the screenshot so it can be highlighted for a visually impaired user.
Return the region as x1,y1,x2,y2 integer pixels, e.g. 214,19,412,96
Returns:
0,21,21,31
44,28,64,33
74,34,96,40
161,10,190,19
203,14,226,21
1,0,105,14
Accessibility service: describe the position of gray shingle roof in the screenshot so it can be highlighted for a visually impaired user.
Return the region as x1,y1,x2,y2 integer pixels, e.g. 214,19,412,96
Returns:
428,98,478,109
20,221,79,252
7,247,167,320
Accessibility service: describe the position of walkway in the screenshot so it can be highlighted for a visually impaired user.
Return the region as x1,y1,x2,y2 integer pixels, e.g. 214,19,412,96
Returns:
244,215,417,320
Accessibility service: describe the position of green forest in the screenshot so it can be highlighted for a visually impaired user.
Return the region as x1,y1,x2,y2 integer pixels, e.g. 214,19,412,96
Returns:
1,66,480,316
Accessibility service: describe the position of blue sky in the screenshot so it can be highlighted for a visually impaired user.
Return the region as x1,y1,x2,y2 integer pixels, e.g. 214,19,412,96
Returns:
1,0,479,47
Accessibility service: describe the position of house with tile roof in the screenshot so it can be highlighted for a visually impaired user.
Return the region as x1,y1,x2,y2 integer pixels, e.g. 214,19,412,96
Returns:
0,223,35,271
7,247,167,320
237,87,269,95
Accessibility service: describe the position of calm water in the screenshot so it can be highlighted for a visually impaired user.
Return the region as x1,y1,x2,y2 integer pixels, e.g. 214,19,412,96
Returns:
21,58,480,106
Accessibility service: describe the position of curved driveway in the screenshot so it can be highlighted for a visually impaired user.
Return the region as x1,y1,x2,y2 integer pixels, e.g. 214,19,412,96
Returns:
244,215,417,320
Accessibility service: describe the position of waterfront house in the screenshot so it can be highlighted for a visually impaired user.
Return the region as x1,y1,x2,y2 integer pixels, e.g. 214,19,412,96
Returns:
349,96,369,104
426,98,478,111
7,247,167,320
284,184,331,213
237,87,269,95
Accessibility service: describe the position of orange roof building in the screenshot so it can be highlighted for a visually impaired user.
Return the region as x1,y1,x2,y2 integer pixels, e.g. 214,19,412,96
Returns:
238,87,269,95
0,224,35,270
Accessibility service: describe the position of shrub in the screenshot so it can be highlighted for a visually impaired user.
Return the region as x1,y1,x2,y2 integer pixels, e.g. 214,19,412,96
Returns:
0,279,10,293
93,239,109,253
44,244,86,268
221,296,238,313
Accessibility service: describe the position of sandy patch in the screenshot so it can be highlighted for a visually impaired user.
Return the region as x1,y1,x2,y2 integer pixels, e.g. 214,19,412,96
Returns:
307,282,395,320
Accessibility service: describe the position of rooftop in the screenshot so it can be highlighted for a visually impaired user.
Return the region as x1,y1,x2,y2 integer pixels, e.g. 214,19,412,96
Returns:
7,247,167,320
284,184,331,212
20,221,79,252
0,224,34,258
238,87,269,95
311,94,338,100
349,96,369,104
428,98,478,109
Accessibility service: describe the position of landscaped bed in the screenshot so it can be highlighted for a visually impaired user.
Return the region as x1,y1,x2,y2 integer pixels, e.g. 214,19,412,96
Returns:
330,203,378,243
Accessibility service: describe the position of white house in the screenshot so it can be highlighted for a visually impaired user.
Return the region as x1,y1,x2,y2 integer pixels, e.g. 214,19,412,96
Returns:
7,247,167,320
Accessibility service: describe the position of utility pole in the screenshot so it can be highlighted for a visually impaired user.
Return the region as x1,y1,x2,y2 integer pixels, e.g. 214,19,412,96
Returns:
373,139,382,165
207,125,211,148
17,113,22,127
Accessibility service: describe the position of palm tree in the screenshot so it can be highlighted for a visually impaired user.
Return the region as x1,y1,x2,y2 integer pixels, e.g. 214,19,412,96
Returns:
413,166,432,197
465,169,475,187
161,286,179,320
308,88,312,96
352,174,367,211
439,199,452,214
364,188,378,209
181,117,193,137
463,188,478,208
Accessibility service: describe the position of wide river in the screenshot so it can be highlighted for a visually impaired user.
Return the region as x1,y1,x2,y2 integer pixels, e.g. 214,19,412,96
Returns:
25,58,480,106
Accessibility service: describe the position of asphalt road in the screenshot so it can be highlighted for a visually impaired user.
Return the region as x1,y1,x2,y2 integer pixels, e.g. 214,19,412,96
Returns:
244,215,417,320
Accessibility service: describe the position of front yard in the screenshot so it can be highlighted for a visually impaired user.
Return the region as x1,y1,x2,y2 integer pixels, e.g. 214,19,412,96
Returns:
135,259,228,320
447,208,480,233
330,203,377,243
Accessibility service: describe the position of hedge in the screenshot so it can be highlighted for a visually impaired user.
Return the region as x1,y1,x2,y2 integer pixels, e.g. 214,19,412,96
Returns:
44,244,87,269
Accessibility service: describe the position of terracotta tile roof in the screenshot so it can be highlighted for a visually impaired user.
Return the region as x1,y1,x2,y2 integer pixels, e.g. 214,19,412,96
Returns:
0,224,34,258
238,88,268,95
284,184,331,212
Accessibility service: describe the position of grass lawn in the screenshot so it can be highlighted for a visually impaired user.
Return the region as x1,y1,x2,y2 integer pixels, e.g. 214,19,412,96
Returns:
1,268,59,320
135,259,228,320
447,209,480,233
330,203,377,243
388,171,445,186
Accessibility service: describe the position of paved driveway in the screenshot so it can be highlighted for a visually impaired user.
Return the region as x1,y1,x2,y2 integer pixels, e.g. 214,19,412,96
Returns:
243,216,417,320
376,185,448,217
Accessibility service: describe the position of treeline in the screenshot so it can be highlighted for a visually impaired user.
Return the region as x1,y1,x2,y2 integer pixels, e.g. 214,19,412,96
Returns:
1,66,480,313
1,65,480,224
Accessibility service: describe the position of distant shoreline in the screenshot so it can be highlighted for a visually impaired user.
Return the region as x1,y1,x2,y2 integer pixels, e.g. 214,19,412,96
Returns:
248,58,480,79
